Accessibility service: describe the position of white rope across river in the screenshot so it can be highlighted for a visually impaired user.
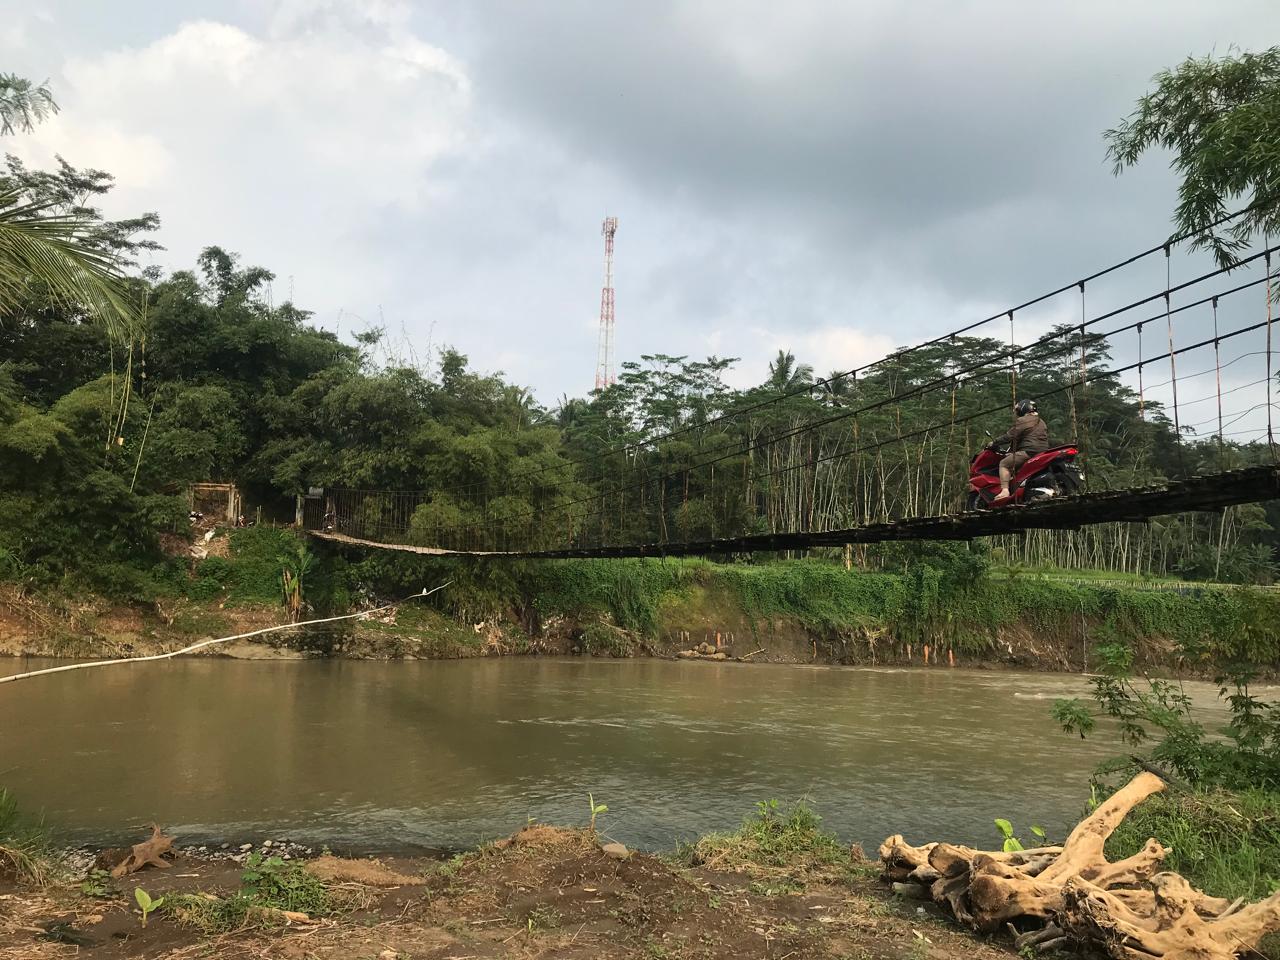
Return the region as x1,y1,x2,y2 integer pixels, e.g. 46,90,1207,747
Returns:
0,581,453,686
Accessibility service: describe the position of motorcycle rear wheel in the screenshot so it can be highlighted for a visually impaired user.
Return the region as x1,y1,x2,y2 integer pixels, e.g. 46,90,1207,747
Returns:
1057,465,1082,495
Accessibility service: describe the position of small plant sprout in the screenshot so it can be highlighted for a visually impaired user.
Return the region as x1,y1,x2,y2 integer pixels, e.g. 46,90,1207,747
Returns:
993,819,1048,851
994,818,1024,852
134,887,164,927
80,868,112,898
588,793,608,832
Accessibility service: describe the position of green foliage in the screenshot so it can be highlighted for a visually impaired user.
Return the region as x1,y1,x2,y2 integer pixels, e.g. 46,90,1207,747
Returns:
169,853,329,934
80,868,112,898
187,529,319,616
222,527,304,605
0,73,58,135
993,818,1046,852
525,905,562,931
1054,630,1280,790
0,187,140,341
321,550,1280,671
994,818,1023,852
0,787,53,887
578,620,639,657
134,887,163,927
167,893,253,934
1105,789,1280,903
532,559,693,634
1107,47,1280,269
239,852,328,914
1049,576,1280,793
687,799,845,872
587,793,608,832
188,555,232,601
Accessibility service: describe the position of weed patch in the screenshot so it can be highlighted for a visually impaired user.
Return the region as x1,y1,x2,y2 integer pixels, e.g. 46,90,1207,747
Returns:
168,853,330,933
0,787,55,887
684,799,846,876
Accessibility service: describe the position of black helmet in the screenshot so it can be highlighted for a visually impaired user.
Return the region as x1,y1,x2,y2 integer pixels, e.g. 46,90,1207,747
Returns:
1015,399,1037,417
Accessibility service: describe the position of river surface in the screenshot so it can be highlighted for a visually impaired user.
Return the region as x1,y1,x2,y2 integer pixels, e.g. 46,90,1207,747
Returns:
0,658,1235,852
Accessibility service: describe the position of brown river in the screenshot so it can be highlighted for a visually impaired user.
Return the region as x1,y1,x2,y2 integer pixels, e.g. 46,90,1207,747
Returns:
0,658,1234,852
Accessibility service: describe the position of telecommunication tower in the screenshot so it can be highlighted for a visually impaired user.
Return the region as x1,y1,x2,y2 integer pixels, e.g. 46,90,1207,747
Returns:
594,216,618,390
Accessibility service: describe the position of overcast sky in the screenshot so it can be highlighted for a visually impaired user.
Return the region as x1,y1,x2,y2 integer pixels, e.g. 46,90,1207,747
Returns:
4,1,1279,409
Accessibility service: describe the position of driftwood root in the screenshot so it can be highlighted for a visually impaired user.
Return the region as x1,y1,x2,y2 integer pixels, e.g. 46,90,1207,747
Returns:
110,824,175,879
879,773,1280,959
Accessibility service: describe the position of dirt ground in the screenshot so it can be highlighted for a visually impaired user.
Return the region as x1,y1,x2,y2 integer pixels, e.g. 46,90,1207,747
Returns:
0,826,1017,960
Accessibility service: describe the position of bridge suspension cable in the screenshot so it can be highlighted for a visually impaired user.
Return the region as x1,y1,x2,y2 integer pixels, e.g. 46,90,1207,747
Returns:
409,199,1280,503
308,208,1280,556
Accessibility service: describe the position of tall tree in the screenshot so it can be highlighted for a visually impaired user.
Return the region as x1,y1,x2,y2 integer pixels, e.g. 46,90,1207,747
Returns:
766,349,814,392
1106,48,1280,267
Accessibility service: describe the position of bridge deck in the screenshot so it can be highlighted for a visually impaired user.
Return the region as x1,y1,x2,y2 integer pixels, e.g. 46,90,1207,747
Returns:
306,466,1280,559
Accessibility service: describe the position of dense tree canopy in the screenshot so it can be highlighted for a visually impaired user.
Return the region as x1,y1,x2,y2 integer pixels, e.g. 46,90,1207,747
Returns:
2,55,1279,596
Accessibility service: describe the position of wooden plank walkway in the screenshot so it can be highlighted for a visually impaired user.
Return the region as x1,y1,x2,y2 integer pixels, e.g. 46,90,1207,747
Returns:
306,466,1280,559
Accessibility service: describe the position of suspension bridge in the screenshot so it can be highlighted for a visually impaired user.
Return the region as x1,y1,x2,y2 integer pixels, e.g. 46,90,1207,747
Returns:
303,204,1280,560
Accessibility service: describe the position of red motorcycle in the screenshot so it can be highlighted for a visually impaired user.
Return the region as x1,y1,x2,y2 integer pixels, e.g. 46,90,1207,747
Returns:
966,442,1083,510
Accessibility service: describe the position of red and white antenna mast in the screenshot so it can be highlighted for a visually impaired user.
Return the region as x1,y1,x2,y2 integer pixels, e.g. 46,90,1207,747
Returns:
594,216,618,390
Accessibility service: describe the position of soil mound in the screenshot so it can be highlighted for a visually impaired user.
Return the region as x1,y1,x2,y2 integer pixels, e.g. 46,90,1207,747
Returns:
304,855,424,887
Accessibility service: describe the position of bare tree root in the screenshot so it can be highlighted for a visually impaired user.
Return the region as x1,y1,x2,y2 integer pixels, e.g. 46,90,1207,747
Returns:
879,773,1280,959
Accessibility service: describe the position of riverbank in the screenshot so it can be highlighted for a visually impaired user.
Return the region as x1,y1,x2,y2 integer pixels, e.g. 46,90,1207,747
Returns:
1,809,1017,960
4,527,1279,677
5,786,1278,959
2,582,1267,677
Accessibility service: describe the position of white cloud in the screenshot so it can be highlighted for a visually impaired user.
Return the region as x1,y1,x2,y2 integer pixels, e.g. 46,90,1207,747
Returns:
719,325,895,390
10,11,471,310
269,0,414,35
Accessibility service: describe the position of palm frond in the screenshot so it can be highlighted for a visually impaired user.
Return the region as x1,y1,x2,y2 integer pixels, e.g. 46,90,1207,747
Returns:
0,188,139,340
0,73,58,136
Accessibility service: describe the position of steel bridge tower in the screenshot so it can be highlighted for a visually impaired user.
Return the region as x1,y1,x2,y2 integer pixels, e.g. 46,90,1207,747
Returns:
594,216,618,390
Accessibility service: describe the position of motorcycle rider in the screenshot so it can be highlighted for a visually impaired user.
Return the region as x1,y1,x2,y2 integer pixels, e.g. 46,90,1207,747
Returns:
992,399,1049,502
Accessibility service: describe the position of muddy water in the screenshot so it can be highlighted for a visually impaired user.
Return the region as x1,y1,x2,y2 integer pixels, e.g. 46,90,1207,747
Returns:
0,658,1229,851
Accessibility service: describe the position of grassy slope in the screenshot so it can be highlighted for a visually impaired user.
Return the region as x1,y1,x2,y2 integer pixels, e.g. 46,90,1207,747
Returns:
6,527,1280,672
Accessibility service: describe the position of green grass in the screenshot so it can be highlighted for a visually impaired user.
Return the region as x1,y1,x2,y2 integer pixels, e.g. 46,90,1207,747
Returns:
536,557,1280,662
351,604,491,657
1107,789,1280,903
301,549,1280,669
185,527,307,607
991,565,1183,584
683,799,846,874
0,788,55,887
1106,788,1280,958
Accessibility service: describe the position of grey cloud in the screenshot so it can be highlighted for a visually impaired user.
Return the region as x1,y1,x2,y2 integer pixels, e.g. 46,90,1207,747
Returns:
6,0,1279,405
457,0,1277,302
